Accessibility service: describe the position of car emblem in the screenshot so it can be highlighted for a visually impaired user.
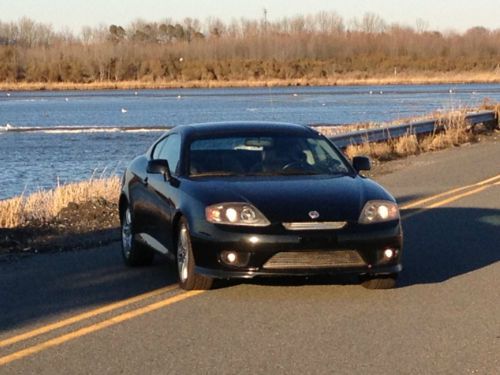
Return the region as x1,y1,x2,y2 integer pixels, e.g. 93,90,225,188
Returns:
308,211,320,219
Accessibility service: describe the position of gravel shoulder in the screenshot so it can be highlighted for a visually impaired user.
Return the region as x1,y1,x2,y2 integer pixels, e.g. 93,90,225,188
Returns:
0,198,120,260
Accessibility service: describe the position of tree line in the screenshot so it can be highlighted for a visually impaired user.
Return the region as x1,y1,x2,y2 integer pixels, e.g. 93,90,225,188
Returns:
0,13,499,83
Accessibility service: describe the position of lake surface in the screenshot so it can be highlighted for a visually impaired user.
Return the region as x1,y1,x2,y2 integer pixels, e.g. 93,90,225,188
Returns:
1,83,500,200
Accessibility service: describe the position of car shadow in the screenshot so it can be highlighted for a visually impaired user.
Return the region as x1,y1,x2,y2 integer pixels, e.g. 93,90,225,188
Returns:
237,206,500,289
1,207,498,332
398,206,500,286
0,243,178,332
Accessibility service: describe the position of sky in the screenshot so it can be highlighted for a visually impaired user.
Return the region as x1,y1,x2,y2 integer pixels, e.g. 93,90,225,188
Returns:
0,0,498,33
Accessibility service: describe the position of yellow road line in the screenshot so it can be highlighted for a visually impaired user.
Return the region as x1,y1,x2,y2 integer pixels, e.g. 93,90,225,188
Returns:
0,285,178,349
402,183,497,219
401,175,500,219
400,174,500,210
0,290,203,366
426,185,494,209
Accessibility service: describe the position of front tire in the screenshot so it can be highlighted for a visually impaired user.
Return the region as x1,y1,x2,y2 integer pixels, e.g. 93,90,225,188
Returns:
121,206,154,267
177,218,213,290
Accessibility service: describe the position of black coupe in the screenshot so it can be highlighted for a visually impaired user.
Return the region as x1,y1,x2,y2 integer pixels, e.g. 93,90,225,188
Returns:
119,122,403,290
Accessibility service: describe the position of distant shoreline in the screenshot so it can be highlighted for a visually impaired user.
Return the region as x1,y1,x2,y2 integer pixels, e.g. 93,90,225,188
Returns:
1,72,500,91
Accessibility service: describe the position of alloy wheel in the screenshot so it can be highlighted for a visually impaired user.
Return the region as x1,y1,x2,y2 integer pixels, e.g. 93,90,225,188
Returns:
177,226,189,283
122,208,133,259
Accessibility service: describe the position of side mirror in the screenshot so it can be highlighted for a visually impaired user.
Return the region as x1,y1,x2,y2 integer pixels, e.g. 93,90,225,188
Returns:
352,156,371,172
147,159,172,181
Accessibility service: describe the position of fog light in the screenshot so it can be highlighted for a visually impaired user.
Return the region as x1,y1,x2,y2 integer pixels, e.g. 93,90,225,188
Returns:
383,249,394,259
227,252,237,263
221,251,238,264
221,251,250,267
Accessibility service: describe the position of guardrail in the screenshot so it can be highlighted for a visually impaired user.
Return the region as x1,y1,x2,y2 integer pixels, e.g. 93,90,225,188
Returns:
326,110,497,148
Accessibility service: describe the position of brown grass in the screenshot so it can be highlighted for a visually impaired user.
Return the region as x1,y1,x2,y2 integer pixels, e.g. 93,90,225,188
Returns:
2,72,500,91
0,177,120,229
343,111,484,161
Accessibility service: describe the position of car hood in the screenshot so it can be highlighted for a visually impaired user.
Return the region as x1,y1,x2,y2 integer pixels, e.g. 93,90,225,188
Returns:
184,175,394,223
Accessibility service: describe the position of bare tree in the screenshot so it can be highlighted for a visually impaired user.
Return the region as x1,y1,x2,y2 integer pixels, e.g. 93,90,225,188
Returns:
353,13,386,34
415,18,429,33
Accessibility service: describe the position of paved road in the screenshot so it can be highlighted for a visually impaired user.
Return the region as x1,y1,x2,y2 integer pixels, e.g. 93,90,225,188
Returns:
1,138,499,374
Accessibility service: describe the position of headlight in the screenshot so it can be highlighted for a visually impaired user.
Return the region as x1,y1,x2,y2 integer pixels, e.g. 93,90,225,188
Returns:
205,203,271,227
358,200,399,224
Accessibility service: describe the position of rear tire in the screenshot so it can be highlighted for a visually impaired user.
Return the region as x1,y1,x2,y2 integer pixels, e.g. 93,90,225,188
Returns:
121,206,154,267
360,274,398,289
177,217,213,290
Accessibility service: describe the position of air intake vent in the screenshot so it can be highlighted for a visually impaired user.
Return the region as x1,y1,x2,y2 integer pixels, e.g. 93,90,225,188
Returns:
282,221,347,230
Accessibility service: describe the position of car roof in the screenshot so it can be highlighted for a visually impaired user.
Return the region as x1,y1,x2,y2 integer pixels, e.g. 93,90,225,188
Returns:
173,121,316,137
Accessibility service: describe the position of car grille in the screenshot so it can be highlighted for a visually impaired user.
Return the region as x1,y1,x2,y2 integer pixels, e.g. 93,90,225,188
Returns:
263,250,365,269
282,221,347,230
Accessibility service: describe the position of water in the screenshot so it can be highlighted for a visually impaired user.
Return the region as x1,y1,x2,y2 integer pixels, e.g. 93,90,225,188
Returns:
1,83,500,200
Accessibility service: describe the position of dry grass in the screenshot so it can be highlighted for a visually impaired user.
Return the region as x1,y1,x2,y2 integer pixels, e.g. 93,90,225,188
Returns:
0,177,120,229
480,99,500,119
2,71,500,91
343,111,483,161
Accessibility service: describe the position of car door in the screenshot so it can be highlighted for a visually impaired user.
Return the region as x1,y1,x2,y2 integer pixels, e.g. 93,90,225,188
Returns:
145,133,182,253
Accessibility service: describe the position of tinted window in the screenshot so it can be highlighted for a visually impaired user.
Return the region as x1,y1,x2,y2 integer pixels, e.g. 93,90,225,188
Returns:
152,134,181,174
189,134,350,177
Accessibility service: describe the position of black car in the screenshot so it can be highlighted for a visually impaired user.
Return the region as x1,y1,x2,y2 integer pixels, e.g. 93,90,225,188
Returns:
119,122,403,290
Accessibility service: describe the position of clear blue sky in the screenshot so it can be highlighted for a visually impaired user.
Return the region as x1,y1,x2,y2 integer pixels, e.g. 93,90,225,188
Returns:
0,0,498,33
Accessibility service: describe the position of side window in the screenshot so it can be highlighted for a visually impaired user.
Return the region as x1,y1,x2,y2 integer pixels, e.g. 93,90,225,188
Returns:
152,134,181,174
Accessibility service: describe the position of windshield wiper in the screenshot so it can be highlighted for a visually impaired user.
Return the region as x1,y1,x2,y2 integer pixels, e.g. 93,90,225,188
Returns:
276,170,351,176
328,170,354,177
276,171,322,176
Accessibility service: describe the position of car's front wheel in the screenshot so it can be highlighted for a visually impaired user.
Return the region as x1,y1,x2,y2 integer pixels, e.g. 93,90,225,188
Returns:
360,274,398,289
121,206,154,266
177,218,213,290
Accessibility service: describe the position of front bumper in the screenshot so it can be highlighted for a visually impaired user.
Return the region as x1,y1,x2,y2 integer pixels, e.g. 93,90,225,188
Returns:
190,220,403,279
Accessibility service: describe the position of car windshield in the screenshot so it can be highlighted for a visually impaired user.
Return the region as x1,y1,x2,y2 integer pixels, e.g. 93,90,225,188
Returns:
189,134,351,177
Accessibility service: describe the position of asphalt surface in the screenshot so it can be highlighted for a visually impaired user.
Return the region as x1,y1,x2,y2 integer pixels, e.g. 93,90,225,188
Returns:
1,137,499,374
